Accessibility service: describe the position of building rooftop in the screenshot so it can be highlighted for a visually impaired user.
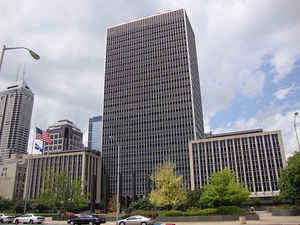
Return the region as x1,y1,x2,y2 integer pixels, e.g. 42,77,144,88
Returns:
108,9,185,30
4,80,32,92
204,129,264,139
48,119,81,132
90,115,102,122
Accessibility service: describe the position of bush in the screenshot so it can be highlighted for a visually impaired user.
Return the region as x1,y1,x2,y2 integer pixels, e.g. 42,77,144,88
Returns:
216,206,246,215
182,208,217,216
128,198,153,212
160,210,184,217
275,205,300,211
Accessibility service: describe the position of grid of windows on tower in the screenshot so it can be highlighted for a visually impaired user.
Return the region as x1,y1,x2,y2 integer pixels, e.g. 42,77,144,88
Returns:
102,9,204,198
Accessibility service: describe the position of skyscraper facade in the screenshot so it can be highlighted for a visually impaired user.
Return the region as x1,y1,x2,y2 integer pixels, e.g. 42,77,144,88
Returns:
102,9,204,198
0,81,34,159
88,116,103,152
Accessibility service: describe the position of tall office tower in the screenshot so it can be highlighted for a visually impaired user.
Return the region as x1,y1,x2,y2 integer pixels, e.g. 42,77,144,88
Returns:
43,120,83,154
189,129,287,197
0,81,34,159
88,116,103,152
102,9,204,198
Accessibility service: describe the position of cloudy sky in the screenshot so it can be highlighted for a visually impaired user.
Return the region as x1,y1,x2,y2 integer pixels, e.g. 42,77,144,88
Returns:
1,0,299,157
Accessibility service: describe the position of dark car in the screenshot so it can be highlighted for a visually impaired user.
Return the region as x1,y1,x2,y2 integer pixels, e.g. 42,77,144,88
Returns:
67,215,105,225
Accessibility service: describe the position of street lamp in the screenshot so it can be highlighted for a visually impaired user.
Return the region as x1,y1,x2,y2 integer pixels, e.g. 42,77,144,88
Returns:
109,136,120,223
0,45,40,73
294,112,300,152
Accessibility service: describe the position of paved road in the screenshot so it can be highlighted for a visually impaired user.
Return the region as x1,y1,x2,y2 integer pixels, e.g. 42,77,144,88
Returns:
41,211,300,225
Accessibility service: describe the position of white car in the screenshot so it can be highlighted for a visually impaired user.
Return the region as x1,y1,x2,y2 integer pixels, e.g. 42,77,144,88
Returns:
117,215,155,225
13,214,45,224
0,214,15,223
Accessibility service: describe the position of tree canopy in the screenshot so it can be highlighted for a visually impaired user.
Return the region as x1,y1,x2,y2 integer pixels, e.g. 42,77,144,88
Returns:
35,170,88,212
149,161,186,209
200,168,250,207
278,151,300,205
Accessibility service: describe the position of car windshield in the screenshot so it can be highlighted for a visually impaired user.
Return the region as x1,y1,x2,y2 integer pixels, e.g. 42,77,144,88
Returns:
80,215,93,218
4,214,13,216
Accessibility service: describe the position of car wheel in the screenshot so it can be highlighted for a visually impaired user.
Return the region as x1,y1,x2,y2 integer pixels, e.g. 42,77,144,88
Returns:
141,223,147,225
89,222,93,225
119,222,125,225
70,222,74,225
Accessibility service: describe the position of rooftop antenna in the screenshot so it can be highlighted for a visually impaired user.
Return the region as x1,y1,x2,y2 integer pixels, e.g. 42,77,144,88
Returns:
16,64,21,81
22,63,26,82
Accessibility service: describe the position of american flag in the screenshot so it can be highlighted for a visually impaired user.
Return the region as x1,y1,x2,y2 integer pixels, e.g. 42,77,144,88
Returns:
36,127,52,144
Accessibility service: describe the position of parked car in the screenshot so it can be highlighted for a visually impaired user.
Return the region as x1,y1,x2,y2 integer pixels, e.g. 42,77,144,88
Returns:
67,215,106,225
0,214,15,223
117,215,155,225
13,214,45,224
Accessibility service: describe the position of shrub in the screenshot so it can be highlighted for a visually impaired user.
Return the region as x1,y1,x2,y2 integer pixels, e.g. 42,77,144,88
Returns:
128,198,153,212
182,208,217,216
160,210,184,217
216,206,246,215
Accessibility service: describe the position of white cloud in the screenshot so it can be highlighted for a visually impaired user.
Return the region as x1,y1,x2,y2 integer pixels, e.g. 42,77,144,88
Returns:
0,0,299,153
274,84,295,100
215,106,300,157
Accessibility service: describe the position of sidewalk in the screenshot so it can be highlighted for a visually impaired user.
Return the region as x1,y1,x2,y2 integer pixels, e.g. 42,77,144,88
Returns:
44,211,300,225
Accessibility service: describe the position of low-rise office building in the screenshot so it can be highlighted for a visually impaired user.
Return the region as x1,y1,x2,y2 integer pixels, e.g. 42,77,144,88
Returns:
23,149,102,203
189,129,286,197
0,154,27,200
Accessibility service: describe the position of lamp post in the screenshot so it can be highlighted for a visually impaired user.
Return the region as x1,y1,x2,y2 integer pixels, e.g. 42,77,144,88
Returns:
0,45,40,73
294,112,300,152
109,136,120,223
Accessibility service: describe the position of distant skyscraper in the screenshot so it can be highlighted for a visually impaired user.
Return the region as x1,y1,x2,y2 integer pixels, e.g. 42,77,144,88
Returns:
88,116,102,152
102,9,204,198
0,80,34,159
43,120,83,154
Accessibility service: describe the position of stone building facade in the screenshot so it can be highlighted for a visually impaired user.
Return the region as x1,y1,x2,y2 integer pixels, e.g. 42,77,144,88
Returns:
24,150,102,203
0,154,27,200
189,129,287,197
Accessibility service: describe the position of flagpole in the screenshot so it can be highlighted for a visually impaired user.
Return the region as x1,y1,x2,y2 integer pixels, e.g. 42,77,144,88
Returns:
24,125,36,213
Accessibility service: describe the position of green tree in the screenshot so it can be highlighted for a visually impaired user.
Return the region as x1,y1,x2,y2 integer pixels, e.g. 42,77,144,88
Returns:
149,161,186,209
200,168,250,208
128,198,153,211
278,151,300,205
107,195,117,212
0,199,14,211
185,189,203,208
35,170,88,212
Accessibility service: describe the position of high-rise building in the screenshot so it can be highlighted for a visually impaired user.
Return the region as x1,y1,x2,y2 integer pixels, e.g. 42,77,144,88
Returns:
43,120,83,154
102,9,204,198
0,80,34,159
189,129,287,197
88,116,103,152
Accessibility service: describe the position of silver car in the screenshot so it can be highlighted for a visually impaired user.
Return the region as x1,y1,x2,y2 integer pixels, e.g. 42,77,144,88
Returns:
117,215,155,225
